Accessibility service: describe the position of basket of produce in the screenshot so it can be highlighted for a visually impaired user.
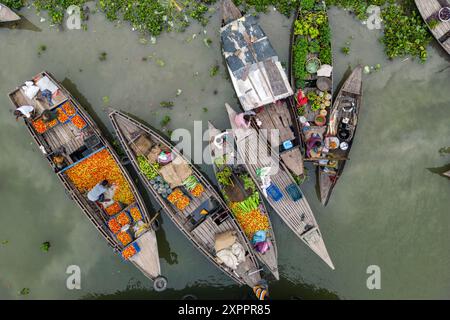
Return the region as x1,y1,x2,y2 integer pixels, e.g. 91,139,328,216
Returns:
105,202,122,216
62,101,76,117
315,115,326,126
71,114,87,130
117,230,132,246
176,196,190,210
190,183,205,197
129,206,143,222
167,188,184,204
439,7,450,22
116,211,131,226
46,118,58,129
108,217,122,234
56,107,70,124
306,57,321,74
121,242,141,260
32,118,47,134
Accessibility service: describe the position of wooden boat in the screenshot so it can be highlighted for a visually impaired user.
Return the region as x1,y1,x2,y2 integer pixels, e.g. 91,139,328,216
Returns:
288,1,334,162
0,3,20,22
220,0,304,178
415,0,450,56
226,103,334,270
109,110,263,288
318,66,363,206
208,122,279,279
8,72,166,290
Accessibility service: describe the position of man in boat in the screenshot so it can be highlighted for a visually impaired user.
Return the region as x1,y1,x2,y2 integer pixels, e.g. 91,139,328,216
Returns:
41,109,58,123
87,180,114,203
14,105,35,120
234,111,256,128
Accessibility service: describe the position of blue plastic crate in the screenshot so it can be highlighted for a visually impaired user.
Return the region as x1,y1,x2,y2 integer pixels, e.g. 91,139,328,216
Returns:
266,183,283,202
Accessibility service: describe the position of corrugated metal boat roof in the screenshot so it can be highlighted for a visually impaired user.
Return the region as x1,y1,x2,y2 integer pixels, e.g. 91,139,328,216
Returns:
221,15,293,111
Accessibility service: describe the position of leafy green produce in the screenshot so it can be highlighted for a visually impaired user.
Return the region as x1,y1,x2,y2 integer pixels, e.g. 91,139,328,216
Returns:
216,167,233,186
239,173,256,192
138,156,160,180
183,175,199,191
236,192,260,214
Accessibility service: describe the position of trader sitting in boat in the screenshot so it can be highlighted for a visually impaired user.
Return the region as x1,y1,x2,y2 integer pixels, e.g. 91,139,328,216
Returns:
41,109,58,123
234,111,256,129
14,105,35,120
87,180,115,203
52,153,67,171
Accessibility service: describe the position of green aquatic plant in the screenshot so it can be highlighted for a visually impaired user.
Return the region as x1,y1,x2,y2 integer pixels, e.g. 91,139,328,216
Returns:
381,4,431,62
209,65,219,77
37,44,47,56
19,288,30,296
0,0,25,10
40,241,50,252
341,46,350,55
99,52,107,61
160,115,171,127
160,101,174,108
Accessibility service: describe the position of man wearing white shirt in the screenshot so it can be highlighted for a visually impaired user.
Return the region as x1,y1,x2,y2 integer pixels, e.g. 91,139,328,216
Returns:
14,105,35,120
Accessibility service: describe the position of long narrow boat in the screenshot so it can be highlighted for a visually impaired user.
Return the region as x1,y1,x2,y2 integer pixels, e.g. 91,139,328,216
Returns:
289,0,334,162
0,3,20,22
208,122,279,279
415,0,450,56
220,0,305,179
444,170,450,178
318,66,363,206
109,110,263,288
225,103,334,270
8,71,165,290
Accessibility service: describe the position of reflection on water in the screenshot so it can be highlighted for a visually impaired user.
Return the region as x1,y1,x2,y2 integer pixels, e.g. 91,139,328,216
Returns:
82,277,339,300
0,15,41,32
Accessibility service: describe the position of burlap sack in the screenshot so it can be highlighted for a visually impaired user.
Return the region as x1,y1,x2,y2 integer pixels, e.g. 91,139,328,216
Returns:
159,162,184,188
146,145,162,163
215,231,237,252
172,157,193,182
131,135,154,157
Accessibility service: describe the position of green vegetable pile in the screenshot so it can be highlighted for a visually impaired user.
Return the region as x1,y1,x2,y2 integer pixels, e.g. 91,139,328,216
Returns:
239,173,256,193
216,167,233,187
183,175,199,191
292,0,332,88
137,155,160,180
234,192,260,214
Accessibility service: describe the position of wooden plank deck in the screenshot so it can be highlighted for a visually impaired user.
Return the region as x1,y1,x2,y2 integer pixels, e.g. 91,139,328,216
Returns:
415,0,450,55
255,103,304,176
129,230,161,279
43,122,84,158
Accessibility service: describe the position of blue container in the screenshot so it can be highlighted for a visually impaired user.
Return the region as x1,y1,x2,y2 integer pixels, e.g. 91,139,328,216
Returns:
286,183,303,202
282,140,293,150
132,242,141,253
266,183,283,202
